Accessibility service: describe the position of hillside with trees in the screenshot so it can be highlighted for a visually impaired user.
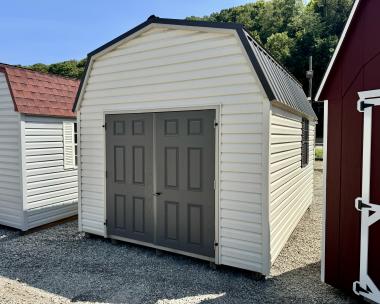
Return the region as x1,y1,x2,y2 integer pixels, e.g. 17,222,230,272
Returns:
24,0,353,96
187,0,353,96
25,59,86,79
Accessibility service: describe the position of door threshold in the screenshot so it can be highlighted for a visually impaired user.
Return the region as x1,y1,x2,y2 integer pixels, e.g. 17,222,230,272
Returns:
108,234,215,263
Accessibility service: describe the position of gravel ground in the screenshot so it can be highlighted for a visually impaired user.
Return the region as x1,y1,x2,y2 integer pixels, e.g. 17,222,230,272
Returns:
0,162,358,304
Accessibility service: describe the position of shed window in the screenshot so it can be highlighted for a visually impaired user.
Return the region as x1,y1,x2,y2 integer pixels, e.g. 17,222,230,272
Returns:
63,122,78,169
301,118,309,168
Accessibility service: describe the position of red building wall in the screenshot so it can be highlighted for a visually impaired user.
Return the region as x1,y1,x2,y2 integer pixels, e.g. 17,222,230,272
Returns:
319,0,380,293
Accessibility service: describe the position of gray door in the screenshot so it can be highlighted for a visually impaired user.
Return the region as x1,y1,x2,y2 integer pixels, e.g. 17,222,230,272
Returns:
155,110,215,257
105,113,154,243
105,110,215,258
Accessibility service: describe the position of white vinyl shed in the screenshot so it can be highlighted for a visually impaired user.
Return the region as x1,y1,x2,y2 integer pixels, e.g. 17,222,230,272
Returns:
74,16,317,275
0,64,79,231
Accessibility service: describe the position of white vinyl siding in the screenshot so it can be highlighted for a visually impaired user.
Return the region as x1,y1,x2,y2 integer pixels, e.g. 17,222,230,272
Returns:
79,26,267,273
23,116,78,229
269,106,315,263
0,72,23,229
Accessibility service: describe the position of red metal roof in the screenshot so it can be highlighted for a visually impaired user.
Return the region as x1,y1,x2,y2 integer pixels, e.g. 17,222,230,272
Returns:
0,64,79,118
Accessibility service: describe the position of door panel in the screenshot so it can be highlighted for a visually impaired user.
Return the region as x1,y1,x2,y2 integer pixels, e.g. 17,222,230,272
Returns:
155,110,215,257
106,113,154,243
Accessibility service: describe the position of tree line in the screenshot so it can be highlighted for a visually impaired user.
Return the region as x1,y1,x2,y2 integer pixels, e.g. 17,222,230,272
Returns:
24,59,86,79
24,0,353,96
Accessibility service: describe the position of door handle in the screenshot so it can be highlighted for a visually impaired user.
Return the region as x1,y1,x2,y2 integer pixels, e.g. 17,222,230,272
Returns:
153,192,162,197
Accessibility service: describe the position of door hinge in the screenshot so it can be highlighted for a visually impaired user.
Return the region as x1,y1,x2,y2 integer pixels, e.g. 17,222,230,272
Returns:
105,170,108,179
104,219,108,226
214,120,218,128
353,281,370,295
214,242,219,247
359,100,374,112
355,198,371,211
102,123,107,130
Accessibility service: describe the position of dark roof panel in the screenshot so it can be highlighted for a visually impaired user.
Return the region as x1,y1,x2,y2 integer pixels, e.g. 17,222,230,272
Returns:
244,31,316,118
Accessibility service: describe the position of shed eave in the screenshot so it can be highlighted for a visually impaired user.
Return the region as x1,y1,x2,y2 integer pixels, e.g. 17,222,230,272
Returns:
271,99,317,121
315,0,361,101
21,112,76,119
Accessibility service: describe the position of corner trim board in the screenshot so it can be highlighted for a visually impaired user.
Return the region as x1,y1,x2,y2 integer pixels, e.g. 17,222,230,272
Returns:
19,115,27,230
321,99,328,282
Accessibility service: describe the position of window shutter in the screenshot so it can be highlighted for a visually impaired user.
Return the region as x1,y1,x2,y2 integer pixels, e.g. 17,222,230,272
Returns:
63,122,75,169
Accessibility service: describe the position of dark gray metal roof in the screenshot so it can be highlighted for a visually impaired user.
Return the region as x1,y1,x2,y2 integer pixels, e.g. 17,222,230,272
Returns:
244,30,316,119
74,16,317,119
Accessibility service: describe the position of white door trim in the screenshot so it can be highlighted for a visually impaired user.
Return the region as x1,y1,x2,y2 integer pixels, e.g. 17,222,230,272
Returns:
102,105,221,264
353,89,380,303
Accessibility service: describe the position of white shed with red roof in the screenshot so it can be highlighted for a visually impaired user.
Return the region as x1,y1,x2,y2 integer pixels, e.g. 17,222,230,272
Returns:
0,64,79,231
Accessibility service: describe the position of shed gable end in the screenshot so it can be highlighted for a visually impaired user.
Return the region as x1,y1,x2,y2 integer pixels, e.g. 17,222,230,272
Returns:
85,26,261,96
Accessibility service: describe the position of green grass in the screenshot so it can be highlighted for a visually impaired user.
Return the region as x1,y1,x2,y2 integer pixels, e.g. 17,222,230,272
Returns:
315,147,323,160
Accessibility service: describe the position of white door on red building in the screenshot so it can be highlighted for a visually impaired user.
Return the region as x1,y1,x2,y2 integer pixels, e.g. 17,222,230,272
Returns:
353,89,380,303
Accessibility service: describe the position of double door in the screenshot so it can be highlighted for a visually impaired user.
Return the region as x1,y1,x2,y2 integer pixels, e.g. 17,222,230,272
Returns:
105,110,215,258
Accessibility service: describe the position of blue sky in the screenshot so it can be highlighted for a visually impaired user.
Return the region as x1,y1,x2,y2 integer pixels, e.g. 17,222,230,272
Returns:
0,1,255,65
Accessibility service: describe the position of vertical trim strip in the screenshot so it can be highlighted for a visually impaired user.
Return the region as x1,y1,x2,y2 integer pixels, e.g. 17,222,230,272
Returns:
359,106,372,285
261,99,272,275
321,100,328,282
77,111,83,232
215,106,221,265
19,115,28,230
103,113,107,237
153,113,158,244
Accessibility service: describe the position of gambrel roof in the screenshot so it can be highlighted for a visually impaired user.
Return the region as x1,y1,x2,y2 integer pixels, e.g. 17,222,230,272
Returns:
0,64,79,118
74,16,316,119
